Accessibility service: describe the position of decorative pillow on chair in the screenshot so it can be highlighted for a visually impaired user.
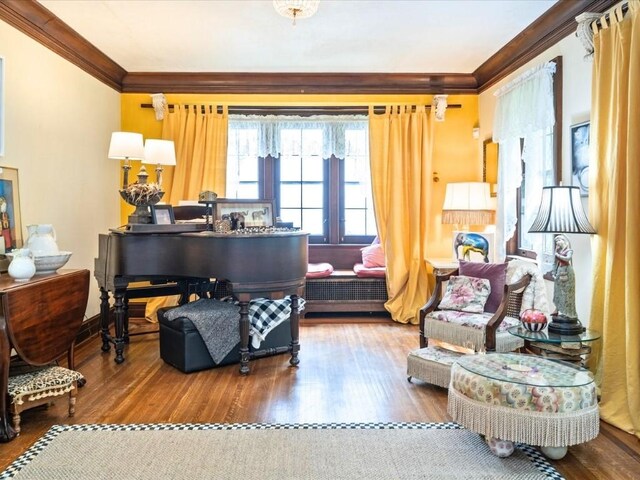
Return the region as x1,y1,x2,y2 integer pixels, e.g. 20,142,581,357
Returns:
459,260,507,313
438,275,491,313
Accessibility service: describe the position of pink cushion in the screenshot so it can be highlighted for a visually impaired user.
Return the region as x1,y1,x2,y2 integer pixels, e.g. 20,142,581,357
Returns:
458,260,507,313
353,263,386,278
306,263,334,279
361,243,385,268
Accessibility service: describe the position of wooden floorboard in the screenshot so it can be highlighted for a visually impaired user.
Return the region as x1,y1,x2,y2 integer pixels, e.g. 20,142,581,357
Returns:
1,319,639,479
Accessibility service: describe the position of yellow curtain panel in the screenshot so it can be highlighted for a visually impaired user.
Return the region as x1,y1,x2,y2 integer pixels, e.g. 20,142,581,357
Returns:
589,0,640,438
369,105,435,324
162,104,229,204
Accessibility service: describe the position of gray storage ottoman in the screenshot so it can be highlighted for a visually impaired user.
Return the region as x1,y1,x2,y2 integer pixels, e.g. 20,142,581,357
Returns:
158,305,292,373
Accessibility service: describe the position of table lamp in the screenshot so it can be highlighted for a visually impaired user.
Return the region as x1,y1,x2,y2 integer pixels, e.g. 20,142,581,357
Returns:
528,185,596,335
108,132,145,190
442,182,496,262
144,139,176,188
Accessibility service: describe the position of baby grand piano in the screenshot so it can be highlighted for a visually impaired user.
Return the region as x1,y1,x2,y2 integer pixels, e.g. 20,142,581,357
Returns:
94,229,308,374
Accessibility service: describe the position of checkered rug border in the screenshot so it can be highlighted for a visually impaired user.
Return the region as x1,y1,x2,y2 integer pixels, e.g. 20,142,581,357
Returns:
1,422,564,480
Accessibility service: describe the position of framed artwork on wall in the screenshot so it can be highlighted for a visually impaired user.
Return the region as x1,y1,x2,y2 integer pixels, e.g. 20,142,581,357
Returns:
571,121,590,196
0,167,23,271
0,56,4,157
452,231,495,263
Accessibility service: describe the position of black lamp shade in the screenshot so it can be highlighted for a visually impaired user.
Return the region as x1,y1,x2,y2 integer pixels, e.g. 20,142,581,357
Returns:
528,186,596,234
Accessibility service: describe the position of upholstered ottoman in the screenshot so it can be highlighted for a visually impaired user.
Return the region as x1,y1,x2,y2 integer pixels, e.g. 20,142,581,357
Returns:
158,304,292,373
9,366,84,434
448,353,599,459
407,346,465,388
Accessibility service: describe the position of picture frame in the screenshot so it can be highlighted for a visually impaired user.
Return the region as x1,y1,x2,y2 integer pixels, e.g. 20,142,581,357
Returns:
570,121,590,197
0,166,23,272
482,139,498,197
452,231,495,263
150,204,175,225
0,57,4,157
215,199,275,228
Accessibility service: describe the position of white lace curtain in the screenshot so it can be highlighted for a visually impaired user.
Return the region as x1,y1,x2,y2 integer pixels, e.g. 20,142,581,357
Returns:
493,61,556,262
228,114,368,158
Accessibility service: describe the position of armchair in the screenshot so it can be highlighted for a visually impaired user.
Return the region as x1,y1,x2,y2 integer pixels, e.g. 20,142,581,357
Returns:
419,268,531,353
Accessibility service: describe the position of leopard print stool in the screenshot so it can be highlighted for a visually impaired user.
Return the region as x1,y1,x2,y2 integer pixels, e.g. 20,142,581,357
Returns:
8,366,84,434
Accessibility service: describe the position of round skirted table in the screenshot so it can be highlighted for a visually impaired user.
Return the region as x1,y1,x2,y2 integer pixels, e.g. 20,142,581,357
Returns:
447,353,599,459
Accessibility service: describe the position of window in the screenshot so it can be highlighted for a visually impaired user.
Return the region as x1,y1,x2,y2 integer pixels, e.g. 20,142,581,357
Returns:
227,115,374,244
497,57,562,268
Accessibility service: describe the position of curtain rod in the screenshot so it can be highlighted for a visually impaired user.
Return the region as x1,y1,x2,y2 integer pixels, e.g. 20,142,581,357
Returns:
139,104,462,116
593,1,629,28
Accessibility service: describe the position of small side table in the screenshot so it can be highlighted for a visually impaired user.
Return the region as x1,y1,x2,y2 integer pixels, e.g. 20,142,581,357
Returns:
426,258,458,276
507,326,601,368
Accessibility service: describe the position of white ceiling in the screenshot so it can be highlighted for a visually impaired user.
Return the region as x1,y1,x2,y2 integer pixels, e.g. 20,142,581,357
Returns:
39,0,558,74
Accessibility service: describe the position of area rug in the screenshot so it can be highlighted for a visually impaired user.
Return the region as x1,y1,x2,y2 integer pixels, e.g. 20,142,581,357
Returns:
1,422,564,480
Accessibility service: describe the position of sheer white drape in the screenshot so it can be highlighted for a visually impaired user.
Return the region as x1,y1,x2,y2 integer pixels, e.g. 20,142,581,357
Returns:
493,61,556,262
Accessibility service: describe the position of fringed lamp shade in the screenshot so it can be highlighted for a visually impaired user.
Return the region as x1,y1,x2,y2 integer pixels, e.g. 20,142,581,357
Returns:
442,182,495,225
528,186,595,234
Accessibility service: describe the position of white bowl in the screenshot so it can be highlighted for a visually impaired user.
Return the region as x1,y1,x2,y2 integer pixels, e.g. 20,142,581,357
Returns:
33,251,72,274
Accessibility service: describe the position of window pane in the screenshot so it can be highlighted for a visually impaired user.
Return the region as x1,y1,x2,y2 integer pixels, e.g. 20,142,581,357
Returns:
344,183,366,209
302,156,323,181
280,183,301,208
302,209,324,235
302,183,323,208
281,155,301,181
366,208,377,236
237,183,258,199
238,156,258,181
344,210,366,236
280,208,301,228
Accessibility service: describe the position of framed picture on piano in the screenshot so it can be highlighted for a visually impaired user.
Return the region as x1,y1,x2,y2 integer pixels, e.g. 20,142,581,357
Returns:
150,204,175,225
215,199,275,229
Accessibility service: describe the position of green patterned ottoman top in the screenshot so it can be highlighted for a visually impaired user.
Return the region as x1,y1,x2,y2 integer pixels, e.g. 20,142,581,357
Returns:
455,353,594,388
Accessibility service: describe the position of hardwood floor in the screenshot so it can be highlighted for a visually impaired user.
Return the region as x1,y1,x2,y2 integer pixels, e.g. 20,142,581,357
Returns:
2,319,639,479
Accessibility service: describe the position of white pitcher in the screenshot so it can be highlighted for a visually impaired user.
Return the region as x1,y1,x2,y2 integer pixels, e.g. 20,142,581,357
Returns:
25,224,59,256
8,248,36,282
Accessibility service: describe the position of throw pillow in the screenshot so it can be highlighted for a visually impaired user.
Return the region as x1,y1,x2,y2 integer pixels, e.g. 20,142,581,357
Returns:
361,243,385,268
459,260,507,313
438,275,491,313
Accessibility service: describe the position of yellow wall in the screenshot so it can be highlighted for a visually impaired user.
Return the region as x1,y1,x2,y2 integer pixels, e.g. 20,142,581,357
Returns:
121,93,480,256
0,21,120,318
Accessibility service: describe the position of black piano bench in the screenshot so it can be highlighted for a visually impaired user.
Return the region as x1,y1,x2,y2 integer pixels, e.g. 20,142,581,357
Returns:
157,307,291,373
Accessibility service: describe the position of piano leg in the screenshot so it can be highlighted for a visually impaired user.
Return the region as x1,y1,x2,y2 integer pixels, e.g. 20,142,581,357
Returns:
113,291,126,364
289,294,300,367
99,288,111,352
123,296,130,344
238,300,251,375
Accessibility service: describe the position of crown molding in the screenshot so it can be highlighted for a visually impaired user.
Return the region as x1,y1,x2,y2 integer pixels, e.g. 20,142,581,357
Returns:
473,0,615,92
0,0,126,91
121,72,478,94
0,0,616,95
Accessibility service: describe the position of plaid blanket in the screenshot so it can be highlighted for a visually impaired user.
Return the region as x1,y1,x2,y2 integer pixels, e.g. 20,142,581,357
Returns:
224,296,306,349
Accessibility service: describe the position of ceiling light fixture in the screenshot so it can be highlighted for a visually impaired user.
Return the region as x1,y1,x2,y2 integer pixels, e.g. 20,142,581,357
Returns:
273,0,320,25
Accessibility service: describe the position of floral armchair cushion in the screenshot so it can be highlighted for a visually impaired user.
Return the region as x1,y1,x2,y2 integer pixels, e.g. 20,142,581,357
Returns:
438,275,491,313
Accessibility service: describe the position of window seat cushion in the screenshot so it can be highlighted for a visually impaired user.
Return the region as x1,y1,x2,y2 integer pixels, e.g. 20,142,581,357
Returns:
306,263,334,279
353,263,386,278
